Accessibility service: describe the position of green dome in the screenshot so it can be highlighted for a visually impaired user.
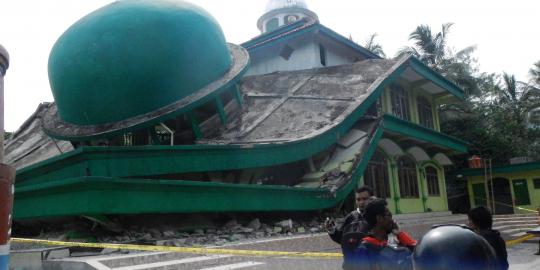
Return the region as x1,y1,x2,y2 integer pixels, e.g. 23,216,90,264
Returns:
48,0,233,125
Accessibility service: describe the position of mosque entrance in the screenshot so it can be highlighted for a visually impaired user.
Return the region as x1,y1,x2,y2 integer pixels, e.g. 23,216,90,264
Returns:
489,178,514,214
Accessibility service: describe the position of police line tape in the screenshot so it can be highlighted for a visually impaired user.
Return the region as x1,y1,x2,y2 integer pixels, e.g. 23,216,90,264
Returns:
10,233,535,257
472,196,538,213
10,238,343,259
505,234,535,246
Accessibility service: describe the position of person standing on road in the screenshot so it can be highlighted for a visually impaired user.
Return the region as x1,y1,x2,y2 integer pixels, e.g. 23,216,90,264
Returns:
325,186,372,245
325,186,372,269
467,206,509,270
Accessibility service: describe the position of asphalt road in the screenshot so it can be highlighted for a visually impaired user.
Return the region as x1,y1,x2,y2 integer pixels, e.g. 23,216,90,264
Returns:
17,232,539,269
200,233,540,270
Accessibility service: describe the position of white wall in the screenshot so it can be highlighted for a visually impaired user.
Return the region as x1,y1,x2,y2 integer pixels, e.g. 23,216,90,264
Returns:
245,32,364,76
246,34,319,76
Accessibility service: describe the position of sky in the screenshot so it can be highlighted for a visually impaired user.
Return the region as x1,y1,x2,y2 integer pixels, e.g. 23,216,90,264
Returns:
1,0,539,131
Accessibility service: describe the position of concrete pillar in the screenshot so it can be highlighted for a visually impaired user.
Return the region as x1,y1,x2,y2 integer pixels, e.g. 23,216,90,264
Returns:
0,44,13,270
0,165,14,270
0,44,8,162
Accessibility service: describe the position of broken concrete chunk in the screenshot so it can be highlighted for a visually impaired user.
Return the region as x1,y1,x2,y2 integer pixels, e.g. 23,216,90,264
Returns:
247,218,261,230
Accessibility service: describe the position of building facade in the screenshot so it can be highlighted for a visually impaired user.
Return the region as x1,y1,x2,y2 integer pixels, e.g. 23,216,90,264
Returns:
462,162,540,214
7,0,470,219
243,0,468,214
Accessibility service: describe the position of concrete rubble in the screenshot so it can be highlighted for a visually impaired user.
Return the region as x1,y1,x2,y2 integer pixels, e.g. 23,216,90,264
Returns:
12,217,326,255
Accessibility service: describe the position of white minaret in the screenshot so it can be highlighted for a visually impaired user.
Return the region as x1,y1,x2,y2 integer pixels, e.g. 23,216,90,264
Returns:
257,0,318,34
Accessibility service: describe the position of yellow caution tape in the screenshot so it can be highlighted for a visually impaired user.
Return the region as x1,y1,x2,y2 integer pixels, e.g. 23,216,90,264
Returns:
12,232,537,258
472,196,539,213
11,238,343,259
515,206,538,213
505,234,535,247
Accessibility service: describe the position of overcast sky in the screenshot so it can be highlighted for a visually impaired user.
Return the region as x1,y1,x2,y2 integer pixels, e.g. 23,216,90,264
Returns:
1,0,539,131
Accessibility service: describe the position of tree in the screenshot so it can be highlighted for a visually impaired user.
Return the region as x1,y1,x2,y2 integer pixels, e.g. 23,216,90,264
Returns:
364,33,386,58
530,60,540,87
397,23,478,96
3,131,11,140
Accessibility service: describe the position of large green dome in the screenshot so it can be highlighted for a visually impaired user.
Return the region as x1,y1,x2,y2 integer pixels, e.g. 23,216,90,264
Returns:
48,0,234,126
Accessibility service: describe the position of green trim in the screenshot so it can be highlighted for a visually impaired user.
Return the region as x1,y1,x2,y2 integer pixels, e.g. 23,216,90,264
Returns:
460,161,540,177
14,122,385,219
17,60,407,187
188,113,202,139
233,86,243,106
418,166,427,212
14,177,329,219
333,123,384,205
420,160,443,170
389,161,401,214
243,23,380,60
382,114,469,153
408,57,464,100
215,97,227,124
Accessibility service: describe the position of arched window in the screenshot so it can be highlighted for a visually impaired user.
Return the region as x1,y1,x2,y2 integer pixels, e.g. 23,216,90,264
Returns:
397,156,419,198
417,96,434,129
391,84,410,121
425,166,440,196
265,18,279,32
364,150,390,198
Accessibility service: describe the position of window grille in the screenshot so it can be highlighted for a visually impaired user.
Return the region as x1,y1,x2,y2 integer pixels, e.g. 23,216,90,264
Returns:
417,96,434,129
397,156,419,198
425,166,440,196
391,84,410,121
364,150,391,198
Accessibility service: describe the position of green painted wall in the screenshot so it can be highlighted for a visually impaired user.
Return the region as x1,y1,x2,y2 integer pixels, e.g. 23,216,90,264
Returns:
467,169,540,214
376,146,449,214
421,162,448,212
382,84,440,131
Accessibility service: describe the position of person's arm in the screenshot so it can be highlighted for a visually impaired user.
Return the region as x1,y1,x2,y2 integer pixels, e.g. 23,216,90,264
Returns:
328,228,343,244
327,212,355,244
396,231,417,248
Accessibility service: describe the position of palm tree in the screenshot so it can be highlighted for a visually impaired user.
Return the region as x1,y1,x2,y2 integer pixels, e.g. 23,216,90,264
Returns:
397,23,454,68
487,73,540,157
397,23,478,96
364,33,386,58
530,60,540,87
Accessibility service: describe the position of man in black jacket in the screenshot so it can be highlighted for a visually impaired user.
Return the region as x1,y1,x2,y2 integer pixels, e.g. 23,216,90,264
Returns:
467,206,509,270
325,186,372,269
326,186,372,245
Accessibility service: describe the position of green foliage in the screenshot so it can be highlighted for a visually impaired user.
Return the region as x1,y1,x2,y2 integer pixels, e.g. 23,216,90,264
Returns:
364,33,386,58
530,61,540,87
401,23,540,165
4,131,11,140
397,23,479,96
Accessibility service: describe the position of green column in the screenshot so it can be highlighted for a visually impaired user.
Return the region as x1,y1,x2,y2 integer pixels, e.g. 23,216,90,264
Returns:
418,166,427,212
390,160,401,214
215,97,227,124
188,113,202,139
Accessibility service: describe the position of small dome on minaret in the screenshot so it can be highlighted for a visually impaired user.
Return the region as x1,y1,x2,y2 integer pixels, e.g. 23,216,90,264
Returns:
257,0,318,34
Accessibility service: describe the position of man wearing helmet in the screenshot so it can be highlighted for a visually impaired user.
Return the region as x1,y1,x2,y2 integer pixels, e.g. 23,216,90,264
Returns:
413,225,499,270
